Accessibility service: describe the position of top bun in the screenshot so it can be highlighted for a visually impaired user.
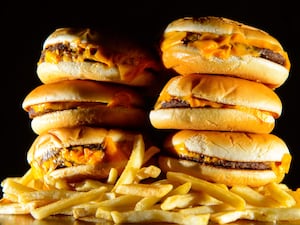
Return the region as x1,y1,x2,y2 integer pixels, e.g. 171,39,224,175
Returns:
37,27,163,87
22,79,145,110
159,130,291,186
160,16,290,88
164,130,290,163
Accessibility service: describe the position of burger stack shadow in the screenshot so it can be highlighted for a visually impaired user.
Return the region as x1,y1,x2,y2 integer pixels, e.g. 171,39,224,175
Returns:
149,16,292,188
21,27,165,186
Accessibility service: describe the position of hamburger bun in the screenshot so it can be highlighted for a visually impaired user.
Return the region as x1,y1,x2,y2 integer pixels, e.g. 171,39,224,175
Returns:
160,16,290,88
22,80,148,134
149,74,282,134
37,27,162,86
27,126,146,183
158,130,291,187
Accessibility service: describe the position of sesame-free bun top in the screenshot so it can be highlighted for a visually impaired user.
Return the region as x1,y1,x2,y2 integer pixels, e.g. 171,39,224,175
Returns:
160,16,290,88
158,130,291,187
149,74,282,133
22,80,148,134
22,80,144,108
37,27,162,86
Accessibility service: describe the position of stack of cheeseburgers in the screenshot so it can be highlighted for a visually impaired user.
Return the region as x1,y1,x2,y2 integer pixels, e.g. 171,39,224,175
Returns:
0,17,299,225
21,27,163,185
150,16,292,187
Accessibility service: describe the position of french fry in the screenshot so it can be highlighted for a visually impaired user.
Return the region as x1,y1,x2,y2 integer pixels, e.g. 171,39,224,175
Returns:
19,189,77,203
211,210,250,224
19,169,34,186
43,176,70,190
161,191,222,211
107,168,118,184
72,203,95,218
211,207,300,224
2,193,18,202
167,172,246,210
112,134,144,191
111,209,210,225
250,207,300,222
161,193,198,210
197,192,224,206
135,165,161,181
72,201,113,219
1,177,21,186
73,179,113,192
95,208,113,221
143,146,160,165
162,182,192,200
230,185,279,207
134,196,161,211
179,203,234,215
31,186,107,220
95,194,141,209
264,182,296,207
115,183,173,198
0,201,37,214
152,179,170,185
28,179,47,191
76,194,141,217
1,178,36,196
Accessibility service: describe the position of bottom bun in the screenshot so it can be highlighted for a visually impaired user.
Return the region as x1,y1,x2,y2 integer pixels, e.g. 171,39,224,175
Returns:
47,162,127,183
150,108,274,134
31,106,148,135
37,62,157,87
159,156,282,187
162,45,289,88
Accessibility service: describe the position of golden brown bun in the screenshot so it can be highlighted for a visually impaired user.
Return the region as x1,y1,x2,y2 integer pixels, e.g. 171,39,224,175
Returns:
22,80,145,109
160,16,290,88
30,107,148,135
150,108,275,134
37,27,163,86
22,80,148,134
149,74,281,133
159,157,281,187
159,130,291,187
27,126,142,183
47,163,126,183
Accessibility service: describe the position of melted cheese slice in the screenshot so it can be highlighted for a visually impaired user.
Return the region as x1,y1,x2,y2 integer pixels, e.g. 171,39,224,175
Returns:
155,93,276,119
27,98,136,118
39,41,157,82
42,42,112,65
271,153,291,182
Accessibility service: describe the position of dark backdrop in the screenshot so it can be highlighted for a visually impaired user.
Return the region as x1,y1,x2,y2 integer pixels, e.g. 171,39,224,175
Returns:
1,1,299,189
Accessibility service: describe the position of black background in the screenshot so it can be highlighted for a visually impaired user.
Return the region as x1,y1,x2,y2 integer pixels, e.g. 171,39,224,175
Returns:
1,1,299,189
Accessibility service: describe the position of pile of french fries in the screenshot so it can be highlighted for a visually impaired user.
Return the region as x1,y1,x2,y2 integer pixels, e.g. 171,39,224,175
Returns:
1,134,300,224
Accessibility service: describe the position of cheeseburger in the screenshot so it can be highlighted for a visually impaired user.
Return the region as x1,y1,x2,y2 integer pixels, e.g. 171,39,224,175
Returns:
27,126,148,183
37,27,162,86
22,80,148,135
149,74,282,134
160,16,290,88
158,130,291,187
